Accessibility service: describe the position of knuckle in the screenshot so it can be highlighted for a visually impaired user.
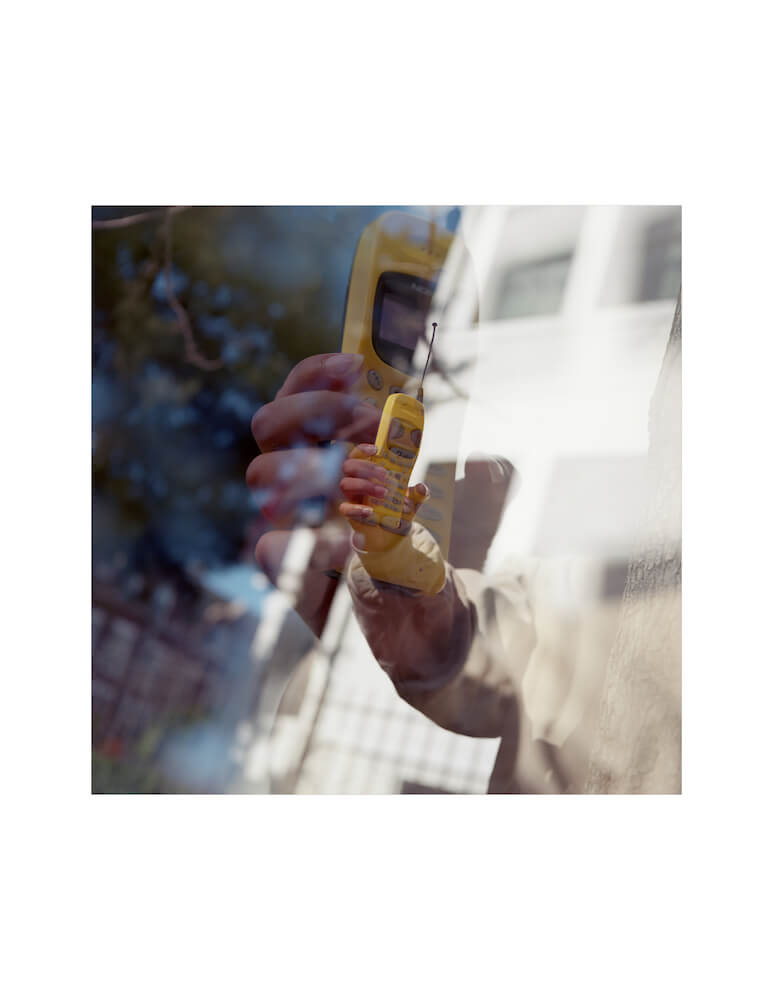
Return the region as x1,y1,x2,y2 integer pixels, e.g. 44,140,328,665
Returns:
246,453,275,488
250,405,272,446
253,534,272,572
245,456,260,485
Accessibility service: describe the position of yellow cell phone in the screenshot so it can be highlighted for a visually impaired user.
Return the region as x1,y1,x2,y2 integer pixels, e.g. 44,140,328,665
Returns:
340,211,455,554
359,391,424,537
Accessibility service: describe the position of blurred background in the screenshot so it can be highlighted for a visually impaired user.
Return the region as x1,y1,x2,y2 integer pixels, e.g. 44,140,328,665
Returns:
92,205,680,794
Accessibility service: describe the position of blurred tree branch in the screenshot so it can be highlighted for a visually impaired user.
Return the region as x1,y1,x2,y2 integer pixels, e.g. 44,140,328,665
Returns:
92,206,189,230
93,206,222,371
162,208,223,371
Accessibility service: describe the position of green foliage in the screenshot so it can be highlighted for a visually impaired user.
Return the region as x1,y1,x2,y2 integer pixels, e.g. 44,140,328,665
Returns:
92,205,376,587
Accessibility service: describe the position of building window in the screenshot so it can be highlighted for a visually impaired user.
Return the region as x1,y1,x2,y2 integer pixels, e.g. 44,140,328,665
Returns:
638,211,681,302
600,207,681,307
493,253,573,320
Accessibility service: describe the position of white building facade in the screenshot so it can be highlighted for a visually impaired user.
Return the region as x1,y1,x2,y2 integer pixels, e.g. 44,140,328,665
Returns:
264,205,681,794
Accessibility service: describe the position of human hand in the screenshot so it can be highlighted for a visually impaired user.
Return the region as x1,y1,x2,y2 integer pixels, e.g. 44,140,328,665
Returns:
246,353,380,634
335,442,446,594
338,442,430,553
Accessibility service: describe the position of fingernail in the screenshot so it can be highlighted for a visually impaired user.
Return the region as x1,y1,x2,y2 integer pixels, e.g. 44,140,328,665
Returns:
358,444,377,455
352,532,366,550
325,354,362,376
368,485,387,497
416,483,429,496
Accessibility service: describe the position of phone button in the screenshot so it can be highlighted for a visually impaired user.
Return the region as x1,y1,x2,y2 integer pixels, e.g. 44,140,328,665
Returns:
367,369,383,390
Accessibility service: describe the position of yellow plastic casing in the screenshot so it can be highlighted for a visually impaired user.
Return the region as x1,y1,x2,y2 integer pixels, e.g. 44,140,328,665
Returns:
350,392,447,594
340,211,454,556
360,392,424,543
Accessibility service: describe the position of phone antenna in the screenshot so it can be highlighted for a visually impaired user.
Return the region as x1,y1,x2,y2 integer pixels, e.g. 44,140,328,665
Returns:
417,322,437,402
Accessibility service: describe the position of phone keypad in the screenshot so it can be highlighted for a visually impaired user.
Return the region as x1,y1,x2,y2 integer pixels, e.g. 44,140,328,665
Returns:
366,435,419,532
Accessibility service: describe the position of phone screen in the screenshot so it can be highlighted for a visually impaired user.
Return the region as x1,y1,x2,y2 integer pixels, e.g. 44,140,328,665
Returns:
372,272,435,373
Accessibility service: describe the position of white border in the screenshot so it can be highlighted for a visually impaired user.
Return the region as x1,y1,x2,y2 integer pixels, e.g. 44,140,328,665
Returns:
4,2,771,997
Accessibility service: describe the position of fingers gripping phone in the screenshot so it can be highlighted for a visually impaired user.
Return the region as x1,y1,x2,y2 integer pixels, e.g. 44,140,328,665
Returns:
357,390,425,537
340,211,456,556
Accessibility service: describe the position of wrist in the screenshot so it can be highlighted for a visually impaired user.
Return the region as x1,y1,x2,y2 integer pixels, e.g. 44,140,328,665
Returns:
351,522,446,595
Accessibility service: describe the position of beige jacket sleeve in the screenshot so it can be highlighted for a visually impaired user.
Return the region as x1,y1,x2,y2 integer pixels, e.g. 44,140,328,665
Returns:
345,523,538,739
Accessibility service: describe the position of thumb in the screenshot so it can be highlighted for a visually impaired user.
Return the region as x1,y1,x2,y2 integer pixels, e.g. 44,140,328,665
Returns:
403,482,430,517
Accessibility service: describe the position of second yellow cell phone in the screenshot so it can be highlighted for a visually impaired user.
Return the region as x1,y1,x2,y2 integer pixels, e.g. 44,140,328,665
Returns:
358,391,424,537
